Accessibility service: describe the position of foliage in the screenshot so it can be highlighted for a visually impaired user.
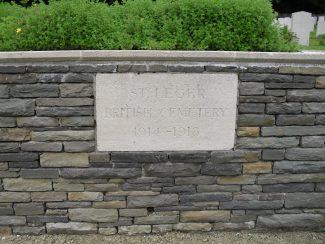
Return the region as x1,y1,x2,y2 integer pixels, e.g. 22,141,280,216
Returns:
0,2,22,21
0,0,299,51
317,34,325,46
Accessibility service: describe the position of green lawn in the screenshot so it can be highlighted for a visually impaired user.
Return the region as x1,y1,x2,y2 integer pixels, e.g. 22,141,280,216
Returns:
304,30,325,51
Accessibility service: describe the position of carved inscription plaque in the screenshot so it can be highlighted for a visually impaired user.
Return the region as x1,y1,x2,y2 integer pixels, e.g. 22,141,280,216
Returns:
96,73,238,151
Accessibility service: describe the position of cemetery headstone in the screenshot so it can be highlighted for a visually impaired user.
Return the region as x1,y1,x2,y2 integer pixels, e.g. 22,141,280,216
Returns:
291,11,314,46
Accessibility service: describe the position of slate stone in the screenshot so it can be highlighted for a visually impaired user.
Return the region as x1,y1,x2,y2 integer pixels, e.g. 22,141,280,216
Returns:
274,161,325,174
9,161,39,168
14,203,44,215
134,215,178,225
219,200,283,210
118,64,147,72
62,73,94,83
239,82,264,95
301,136,325,147
211,150,254,163
287,89,325,102
205,65,244,72
201,163,242,176
12,226,45,235
21,142,62,152
46,222,97,234
69,64,116,73
3,178,52,191
0,153,38,162
0,99,34,116
46,202,91,209
276,115,315,126
11,84,59,98
239,96,285,103
127,194,178,208
36,107,94,117
169,151,209,163
238,103,265,114
60,168,142,179
27,216,68,224
262,126,325,136
144,163,200,177
41,153,89,167
0,192,30,202
238,115,275,126
264,82,314,89
36,98,94,106
17,117,58,127
148,65,168,72
258,173,325,184
0,117,16,127
0,216,26,225
175,176,216,185
265,89,286,96
173,223,212,231
266,103,301,114
64,141,95,152
180,211,230,223
60,84,93,97
262,183,314,193
60,117,94,127
32,130,94,141
27,65,69,73
111,152,168,163
285,193,325,208
257,214,323,228
303,103,325,113
163,185,196,193
20,169,59,179
316,183,325,192
262,149,285,160
285,148,325,160
0,142,19,152
168,65,204,73
246,66,278,73
0,65,26,74
118,225,151,235
237,137,299,149
0,85,9,98
197,185,240,192
239,73,292,82
279,66,325,75
0,204,13,215
180,193,232,204
37,73,63,83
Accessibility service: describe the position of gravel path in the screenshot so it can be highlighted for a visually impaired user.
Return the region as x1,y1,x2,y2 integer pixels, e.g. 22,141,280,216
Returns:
1,231,325,244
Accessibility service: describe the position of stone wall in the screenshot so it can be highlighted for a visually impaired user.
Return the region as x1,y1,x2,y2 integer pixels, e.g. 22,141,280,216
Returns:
0,51,324,235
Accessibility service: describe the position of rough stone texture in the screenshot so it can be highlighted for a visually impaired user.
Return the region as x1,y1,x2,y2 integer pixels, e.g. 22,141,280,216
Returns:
173,223,212,232
276,115,315,126
3,178,52,191
17,117,58,127
0,128,31,141
21,142,62,152
60,84,93,97
14,203,44,215
180,211,230,223
257,214,323,228
285,148,325,160
144,163,200,177
127,194,178,208
32,130,94,141
69,208,118,222
237,137,299,149
68,192,103,201
118,225,151,235
40,153,89,167
274,161,325,174
0,216,26,226
12,226,45,235
0,99,35,116
243,162,272,174
237,127,260,137
239,82,264,95
285,193,325,208
263,183,315,193
201,163,242,176
11,84,59,98
287,89,325,102
60,168,142,179
0,192,30,202
46,222,97,234
20,169,59,179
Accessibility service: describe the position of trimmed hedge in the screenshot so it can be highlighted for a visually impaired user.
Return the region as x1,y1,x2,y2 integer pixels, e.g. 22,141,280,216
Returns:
0,0,298,51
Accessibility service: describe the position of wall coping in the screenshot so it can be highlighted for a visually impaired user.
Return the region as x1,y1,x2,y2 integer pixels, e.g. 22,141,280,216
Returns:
0,50,324,64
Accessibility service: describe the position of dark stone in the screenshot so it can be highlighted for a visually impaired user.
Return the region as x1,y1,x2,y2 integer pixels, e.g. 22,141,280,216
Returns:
62,73,94,83
262,126,325,136
238,114,275,126
276,115,315,126
257,214,323,228
111,152,168,163
180,193,232,204
0,117,16,127
239,73,292,82
219,200,283,209
69,64,116,73
287,89,325,102
162,185,196,193
9,161,39,168
127,194,178,208
237,137,299,149
0,143,20,152
206,65,244,72
238,103,265,114
168,65,204,73
36,98,93,107
246,66,278,73
201,163,242,176
60,117,94,127
17,117,58,127
144,163,200,177
0,153,38,162
303,103,325,113
0,99,34,116
266,103,301,114
36,107,94,117
11,84,59,98
262,149,285,160
26,216,68,224
27,65,69,73
60,168,142,179
169,151,209,163
60,84,93,97
239,82,264,95
265,82,314,89
20,169,59,179
285,148,325,160
274,161,325,174
263,183,314,193
148,65,168,72
0,66,26,73
117,64,147,72
285,193,325,208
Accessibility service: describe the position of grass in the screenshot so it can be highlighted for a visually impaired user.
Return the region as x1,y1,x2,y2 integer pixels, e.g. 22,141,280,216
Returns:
304,30,325,51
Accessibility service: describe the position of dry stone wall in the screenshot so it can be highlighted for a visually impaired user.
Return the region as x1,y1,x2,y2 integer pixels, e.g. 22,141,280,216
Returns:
0,52,325,235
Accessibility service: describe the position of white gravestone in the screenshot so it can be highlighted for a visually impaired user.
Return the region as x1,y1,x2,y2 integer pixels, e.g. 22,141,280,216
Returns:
278,17,292,30
291,11,314,46
317,19,325,37
96,73,238,151
319,16,325,21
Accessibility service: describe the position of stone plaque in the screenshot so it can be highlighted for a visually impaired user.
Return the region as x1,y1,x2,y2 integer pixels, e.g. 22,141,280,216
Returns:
96,73,238,151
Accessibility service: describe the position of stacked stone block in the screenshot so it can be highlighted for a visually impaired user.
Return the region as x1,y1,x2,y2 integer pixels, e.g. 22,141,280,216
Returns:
0,61,324,235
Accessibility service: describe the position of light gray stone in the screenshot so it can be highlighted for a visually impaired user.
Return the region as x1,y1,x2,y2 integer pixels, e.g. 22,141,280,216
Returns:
239,82,264,95
32,130,94,141
173,223,212,232
237,137,299,149
213,221,255,230
0,85,9,98
257,214,323,228
12,226,45,235
96,73,238,151
0,117,16,127
46,222,97,234
0,192,30,202
17,117,58,127
301,136,325,147
0,216,26,226
287,89,325,102
99,227,117,235
127,194,178,208
262,149,285,160
60,117,94,127
14,203,44,215
303,103,325,113
258,173,325,184
291,11,314,46
3,178,52,191
152,224,173,233
118,225,151,235
21,142,62,152
134,214,178,225
0,142,19,152
40,153,89,167
69,208,118,222
274,161,325,174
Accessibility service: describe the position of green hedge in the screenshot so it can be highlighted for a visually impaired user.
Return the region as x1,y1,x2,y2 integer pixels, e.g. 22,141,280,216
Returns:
0,0,298,51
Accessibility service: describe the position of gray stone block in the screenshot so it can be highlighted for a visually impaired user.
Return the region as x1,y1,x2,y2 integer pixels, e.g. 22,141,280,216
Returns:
9,161,39,168
134,215,178,225
302,136,325,147
60,84,93,97
27,216,68,224
46,222,97,234
62,73,94,83
262,126,325,136
316,183,325,192
3,178,51,191
316,115,325,125
264,82,314,89
21,142,62,152
0,216,26,225
32,130,94,141
20,169,59,179
262,183,314,193
11,84,59,98
0,204,13,215
238,115,275,126
285,148,325,160
17,117,58,127
163,185,196,193
237,137,299,149
0,142,19,152
0,192,30,202
265,89,286,96
118,225,151,235
111,152,167,163
147,65,168,72
285,193,325,208
239,96,285,103
36,98,94,107
64,141,95,152
303,103,325,113
12,226,45,235
180,193,232,204
175,176,216,185
37,73,63,83
0,153,38,162
144,163,200,177
127,194,178,208
239,82,264,95
246,66,278,73
168,65,204,73
0,128,31,141
238,103,265,114
239,73,292,82
258,173,325,184
287,89,325,102
169,151,209,163
219,200,283,210
0,85,9,98
27,65,69,73
262,149,285,160
276,115,315,126
36,107,94,117
242,185,262,193
0,99,34,116
117,64,147,73
46,202,91,209
69,64,116,73
274,160,325,174
205,65,244,72
89,152,110,163
197,185,240,192
0,65,26,73
201,163,242,176
0,117,16,127
257,214,323,228
0,73,37,84
60,117,94,127
211,150,255,163
173,223,212,232
60,168,142,179
266,103,301,114
14,203,44,215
